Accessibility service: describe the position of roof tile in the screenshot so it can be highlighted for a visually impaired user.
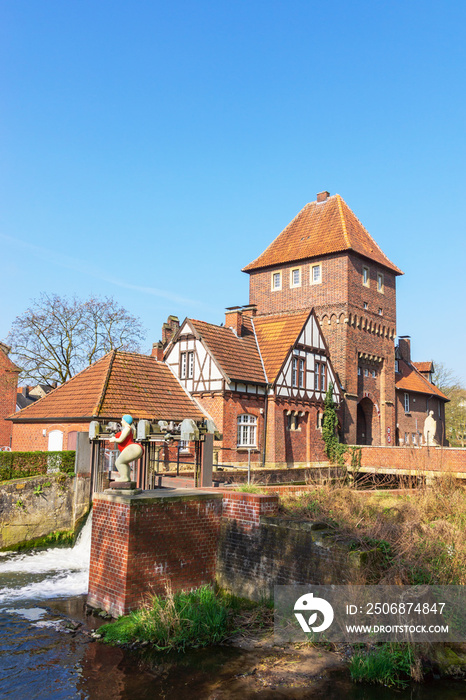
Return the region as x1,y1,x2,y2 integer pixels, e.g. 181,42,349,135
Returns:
11,351,205,422
242,194,402,274
253,310,311,382
396,360,448,400
189,318,266,384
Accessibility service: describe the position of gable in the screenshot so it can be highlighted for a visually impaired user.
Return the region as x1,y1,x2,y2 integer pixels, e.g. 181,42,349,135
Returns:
272,311,340,403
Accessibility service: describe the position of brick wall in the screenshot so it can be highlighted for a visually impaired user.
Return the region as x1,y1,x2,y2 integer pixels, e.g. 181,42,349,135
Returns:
394,391,446,446
217,491,361,599
220,490,279,528
248,252,398,447
0,347,19,448
344,445,466,474
88,491,223,617
11,421,89,451
266,400,327,466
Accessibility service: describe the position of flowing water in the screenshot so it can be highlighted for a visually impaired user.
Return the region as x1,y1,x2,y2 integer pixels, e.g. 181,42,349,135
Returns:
0,517,465,699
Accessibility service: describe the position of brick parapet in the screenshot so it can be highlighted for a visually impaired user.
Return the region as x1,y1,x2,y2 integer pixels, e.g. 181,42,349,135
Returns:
220,490,279,529
344,445,466,473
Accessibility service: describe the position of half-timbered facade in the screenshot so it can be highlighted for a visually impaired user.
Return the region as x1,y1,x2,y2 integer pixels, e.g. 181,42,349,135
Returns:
164,307,340,468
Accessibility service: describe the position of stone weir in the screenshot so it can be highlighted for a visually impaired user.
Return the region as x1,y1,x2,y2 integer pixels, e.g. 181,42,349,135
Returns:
88,488,223,618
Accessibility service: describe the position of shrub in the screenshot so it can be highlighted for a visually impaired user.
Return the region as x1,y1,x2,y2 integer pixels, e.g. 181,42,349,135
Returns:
0,450,75,481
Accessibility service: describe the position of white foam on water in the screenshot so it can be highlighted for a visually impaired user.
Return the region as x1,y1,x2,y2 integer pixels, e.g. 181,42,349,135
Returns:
0,514,92,604
6,607,47,621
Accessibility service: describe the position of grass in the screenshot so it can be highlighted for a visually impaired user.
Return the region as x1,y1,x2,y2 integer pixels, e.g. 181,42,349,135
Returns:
279,476,466,585
99,586,273,651
350,643,418,687
234,484,263,493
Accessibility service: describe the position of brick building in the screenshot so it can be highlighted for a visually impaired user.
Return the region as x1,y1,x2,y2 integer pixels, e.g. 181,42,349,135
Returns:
164,190,448,458
395,338,447,446
241,190,449,447
164,306,340,468
9,350,206,452
0,342,20,449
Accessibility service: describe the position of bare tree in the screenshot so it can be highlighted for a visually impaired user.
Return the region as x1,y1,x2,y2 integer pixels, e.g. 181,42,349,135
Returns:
433,361,466,447
7,293,146,384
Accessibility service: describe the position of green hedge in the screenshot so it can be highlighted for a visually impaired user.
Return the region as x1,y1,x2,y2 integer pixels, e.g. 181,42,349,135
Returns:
0,451,76,481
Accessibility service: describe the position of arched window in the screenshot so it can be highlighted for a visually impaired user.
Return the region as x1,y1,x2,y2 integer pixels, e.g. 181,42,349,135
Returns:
237,414,257,447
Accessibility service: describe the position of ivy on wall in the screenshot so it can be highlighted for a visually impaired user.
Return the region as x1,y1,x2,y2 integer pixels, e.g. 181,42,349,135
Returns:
0,451,75,481
322,384,347,466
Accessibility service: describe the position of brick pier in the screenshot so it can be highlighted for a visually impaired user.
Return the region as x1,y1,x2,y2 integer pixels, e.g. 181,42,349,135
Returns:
87,489,223,617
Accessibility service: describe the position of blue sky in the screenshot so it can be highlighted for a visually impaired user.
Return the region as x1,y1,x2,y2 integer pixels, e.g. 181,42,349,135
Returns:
1,0,465,383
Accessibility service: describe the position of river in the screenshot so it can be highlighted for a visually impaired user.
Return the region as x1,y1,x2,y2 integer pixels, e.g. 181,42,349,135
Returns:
0,518,465,699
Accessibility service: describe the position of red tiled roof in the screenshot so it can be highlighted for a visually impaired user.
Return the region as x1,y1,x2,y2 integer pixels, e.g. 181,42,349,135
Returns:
253,310,311,382
396,360,448,400
242,194,403,275
412,361,434,374
10,351,205,422
189,318,266,384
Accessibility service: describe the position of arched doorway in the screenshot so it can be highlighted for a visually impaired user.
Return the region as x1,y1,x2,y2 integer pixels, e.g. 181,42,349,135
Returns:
357,398,373,445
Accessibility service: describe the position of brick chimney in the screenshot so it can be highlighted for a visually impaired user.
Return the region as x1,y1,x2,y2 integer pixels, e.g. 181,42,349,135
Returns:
151,342,164,361
162,315,180,346
317,191,330,203
398,336,411,363
225,307,243,336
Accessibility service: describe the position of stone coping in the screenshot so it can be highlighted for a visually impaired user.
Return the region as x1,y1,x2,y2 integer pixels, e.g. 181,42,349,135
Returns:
94,487,223,506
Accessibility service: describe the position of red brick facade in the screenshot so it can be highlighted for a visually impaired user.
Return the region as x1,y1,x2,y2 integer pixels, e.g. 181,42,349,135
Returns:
248,252,398,446
0,344,20,448
11,421,89,451
394,391,446,447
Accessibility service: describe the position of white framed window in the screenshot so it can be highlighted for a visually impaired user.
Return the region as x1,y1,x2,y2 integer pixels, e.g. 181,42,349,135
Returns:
188,351,194,378
290,267,301,288
237,414,257,447
378,308,383,316
371,369,376,378
298,358,305,388
404,432,409,445
363,302,368,310
314,360,326,392
404,392,410,413
412,433,417,446
363,266,370,287
310,264,322,285
271,271,282,291
180,352,187,379
292,357,305,388
364,368,369,377
377,272,384,293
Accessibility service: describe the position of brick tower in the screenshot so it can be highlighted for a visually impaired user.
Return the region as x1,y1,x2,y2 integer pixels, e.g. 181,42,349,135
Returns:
242,191,403,445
